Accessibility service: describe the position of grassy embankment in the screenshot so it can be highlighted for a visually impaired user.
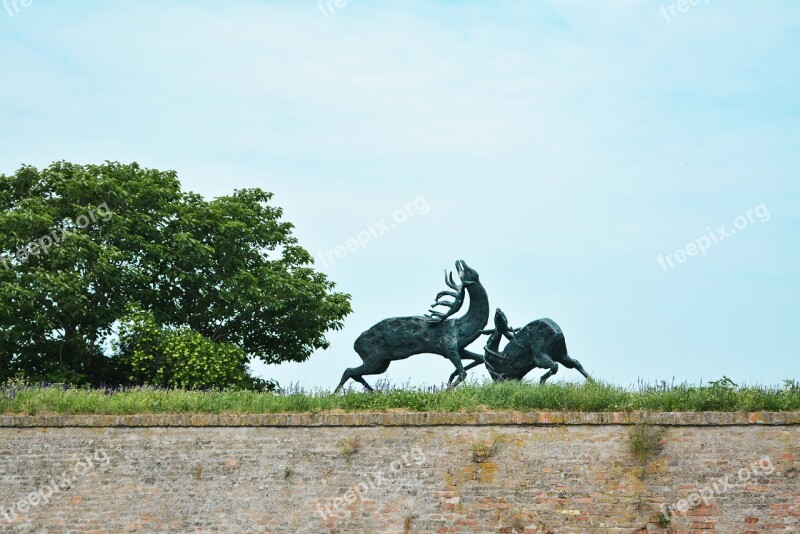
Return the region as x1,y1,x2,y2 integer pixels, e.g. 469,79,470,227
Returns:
2,378,799,415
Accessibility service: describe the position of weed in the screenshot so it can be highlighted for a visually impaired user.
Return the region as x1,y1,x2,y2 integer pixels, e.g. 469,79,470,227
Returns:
629,424,665,463
338,436,360,457
508,514,526,530
470,440,496,463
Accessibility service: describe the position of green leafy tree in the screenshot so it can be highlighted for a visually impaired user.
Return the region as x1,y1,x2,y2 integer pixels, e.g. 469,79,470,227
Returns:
0,161,351,385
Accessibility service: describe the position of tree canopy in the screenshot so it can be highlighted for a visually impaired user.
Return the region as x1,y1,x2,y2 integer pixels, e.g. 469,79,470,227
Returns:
0,161,351,386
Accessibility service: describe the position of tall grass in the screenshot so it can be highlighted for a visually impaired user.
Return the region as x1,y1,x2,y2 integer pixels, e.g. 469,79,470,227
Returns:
2,378,799,415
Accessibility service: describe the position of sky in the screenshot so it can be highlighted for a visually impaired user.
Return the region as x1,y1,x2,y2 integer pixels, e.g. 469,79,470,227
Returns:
1,0,798,390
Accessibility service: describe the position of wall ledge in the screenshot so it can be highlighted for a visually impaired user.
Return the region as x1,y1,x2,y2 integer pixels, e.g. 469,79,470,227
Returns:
1,411,799,427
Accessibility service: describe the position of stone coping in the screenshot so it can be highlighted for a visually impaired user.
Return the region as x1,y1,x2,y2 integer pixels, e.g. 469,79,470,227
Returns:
1,411,798,427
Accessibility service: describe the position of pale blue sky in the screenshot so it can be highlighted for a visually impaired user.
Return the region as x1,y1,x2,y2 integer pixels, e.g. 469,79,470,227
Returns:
1,1,798,389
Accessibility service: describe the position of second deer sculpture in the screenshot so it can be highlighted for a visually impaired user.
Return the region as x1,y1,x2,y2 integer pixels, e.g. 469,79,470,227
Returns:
452,308,591,384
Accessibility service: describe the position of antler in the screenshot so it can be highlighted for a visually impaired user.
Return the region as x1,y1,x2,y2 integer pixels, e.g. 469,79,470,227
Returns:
425,269,466,323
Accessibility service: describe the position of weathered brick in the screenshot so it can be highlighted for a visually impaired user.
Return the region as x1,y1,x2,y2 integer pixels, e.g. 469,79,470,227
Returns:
0,414,796,532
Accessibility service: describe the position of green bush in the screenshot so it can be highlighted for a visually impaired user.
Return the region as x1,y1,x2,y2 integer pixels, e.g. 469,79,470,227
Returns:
115,307,263,390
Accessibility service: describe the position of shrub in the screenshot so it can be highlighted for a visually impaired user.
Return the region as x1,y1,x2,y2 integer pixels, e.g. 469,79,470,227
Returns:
115,307,264,390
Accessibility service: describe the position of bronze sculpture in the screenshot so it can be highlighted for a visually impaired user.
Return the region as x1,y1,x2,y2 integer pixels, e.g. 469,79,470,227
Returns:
335,261,590,392
334,260,490,392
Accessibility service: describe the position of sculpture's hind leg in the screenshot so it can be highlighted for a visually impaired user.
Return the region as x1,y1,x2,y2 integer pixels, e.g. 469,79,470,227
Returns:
558,354,591,380
449,360,483,385
334,358,391,393
448,348,485,385
537,354,559,384
445,345,468,387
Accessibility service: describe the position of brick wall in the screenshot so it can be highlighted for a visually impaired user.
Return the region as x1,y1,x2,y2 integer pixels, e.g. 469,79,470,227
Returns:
0,413,798,533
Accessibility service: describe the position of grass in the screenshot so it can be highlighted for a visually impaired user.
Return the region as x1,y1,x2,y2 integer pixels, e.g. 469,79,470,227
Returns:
1,378,799,415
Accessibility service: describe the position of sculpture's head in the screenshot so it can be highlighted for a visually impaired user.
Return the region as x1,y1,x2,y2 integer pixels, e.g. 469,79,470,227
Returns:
455,260,479,285
493,307,515,340
494,308,510,332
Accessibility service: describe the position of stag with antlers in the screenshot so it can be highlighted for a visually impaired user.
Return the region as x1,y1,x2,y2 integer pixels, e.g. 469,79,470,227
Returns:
334,260,490,392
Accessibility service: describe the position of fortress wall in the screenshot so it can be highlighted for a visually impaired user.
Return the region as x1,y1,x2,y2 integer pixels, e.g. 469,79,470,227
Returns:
1,412,798,533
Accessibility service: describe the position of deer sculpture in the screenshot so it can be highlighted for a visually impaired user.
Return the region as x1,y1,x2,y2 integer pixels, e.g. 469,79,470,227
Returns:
335,260,490,392
450,308,591,384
